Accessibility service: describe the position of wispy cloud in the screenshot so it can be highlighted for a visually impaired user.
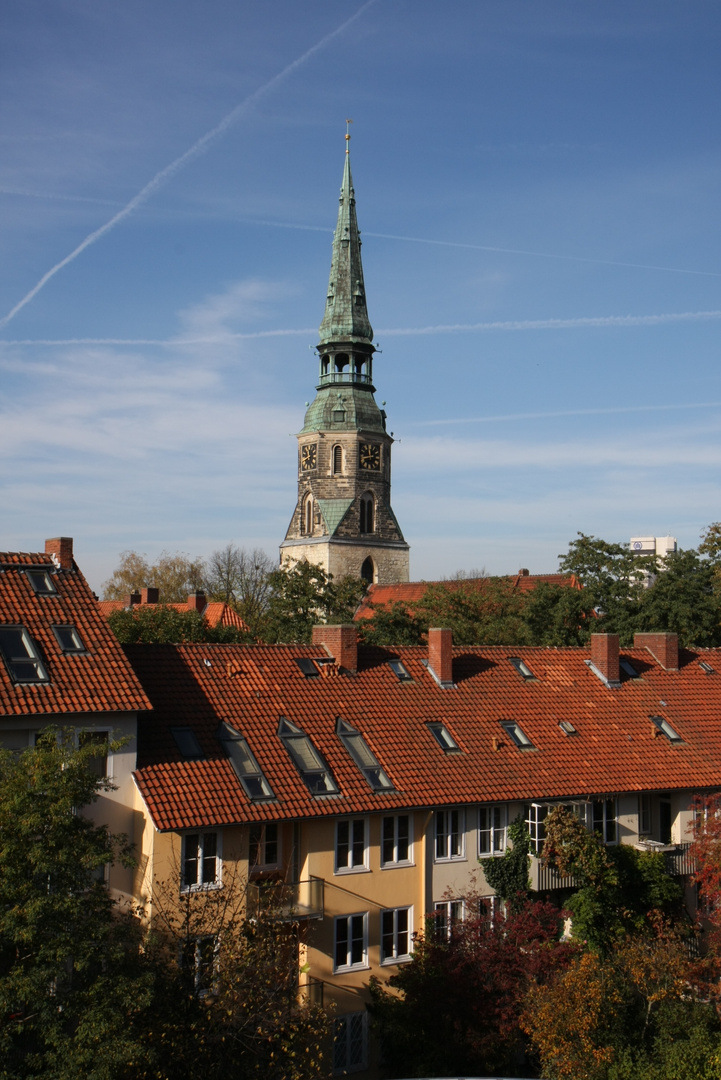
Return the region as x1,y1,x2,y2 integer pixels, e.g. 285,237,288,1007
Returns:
0,0,379,328
412,399,721,428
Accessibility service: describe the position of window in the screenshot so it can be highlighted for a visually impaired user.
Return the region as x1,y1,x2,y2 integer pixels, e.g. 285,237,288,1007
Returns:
360,556,374,584
333,444,343,474
0,626,49,683
278,718,339,795
434,900,465,940
559,720,577,736
434,808,464,861
591,799,617,843
381,907,411,963
336,718,394,792
170,726,203,759
359,493,374,534
182,831,221,891
25,570,56,595
427,722,460,753
388,658,412,682
218,722,274,800
479,804,506,855
525,803,549,853
249,822,279,869
478,895,505,928
333,1012,367,1074
51,625,85,653
639,793,652,835
78,730,109,779
182,935,218,995
500,720,535,750
302,494,313,535
508,656,535,680
620,658,640,679
335,818,367,872
651,715,683,744
334,913,367,971
381,814,412,866
700,661,715,675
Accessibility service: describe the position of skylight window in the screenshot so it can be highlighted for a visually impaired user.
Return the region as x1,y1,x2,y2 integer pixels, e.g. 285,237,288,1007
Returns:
51,625,85,654
0,626,49,684
508,657,535,680
294,657,327,678
619,658,640,679
700,661,715,675
500,720,535,750
278,717,339,795
218,723,274,800
170,726,204,760
558,720,577,736
26,570,56,595
336,718,394,792
388,659,412,682
427,722,461,753
651,715,683,744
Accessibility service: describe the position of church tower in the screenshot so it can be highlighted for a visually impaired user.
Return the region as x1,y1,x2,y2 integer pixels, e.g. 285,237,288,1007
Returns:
280,136,410,585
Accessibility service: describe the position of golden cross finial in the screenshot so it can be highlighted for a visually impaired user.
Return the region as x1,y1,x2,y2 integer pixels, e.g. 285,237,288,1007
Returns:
345,118,353,151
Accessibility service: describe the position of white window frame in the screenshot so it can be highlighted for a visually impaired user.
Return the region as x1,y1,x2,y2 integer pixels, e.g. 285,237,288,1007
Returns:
639,793,652,836
433,899,465,940
181,830,222,892
434,808,465,862
381,813,413,868
249,822,279,870
333,1011,368,1074
182,934,219,996
525,802,549,853
478,804,507,856
0,625,49,684
335,817,369,874
333,913,368,972
381,906,412,964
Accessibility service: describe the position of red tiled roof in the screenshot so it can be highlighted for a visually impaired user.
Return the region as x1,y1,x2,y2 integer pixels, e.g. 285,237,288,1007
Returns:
129,638,721,832
98,599,248,632
354,574,580,620
0,551,151,716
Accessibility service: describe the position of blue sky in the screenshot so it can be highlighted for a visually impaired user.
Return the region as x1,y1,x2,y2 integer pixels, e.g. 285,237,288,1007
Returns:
1,0,719,593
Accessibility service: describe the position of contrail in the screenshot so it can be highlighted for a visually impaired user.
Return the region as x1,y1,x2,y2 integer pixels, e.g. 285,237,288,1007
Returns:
413,401,721,428
0,187,120,206
2,308,720,347
0,0,379,329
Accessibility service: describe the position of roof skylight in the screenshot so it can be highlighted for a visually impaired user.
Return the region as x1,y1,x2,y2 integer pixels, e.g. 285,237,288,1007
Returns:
388,659,412,682
170,726,204,760
508,657,535,680
26,570,57,595
336,718,394,791
0,626,49,684
500,720,535,750
427,722,461,753
558,720,577,736
278,717,339,795
700,661,715,675
651,715,683,744
619,658,640,679
218,722,274,800
51,625,85,654
294,657,330,678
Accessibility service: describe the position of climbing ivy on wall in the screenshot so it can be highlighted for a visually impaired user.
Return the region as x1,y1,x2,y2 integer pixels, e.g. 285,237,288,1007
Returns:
480,816,531,910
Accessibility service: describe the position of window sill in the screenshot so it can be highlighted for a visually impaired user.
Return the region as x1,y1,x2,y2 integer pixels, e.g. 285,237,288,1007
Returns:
380,860,415,870
180,882,222,895
380,955,412,966
333,962,369,975
334,865,371,876
433,855,467,864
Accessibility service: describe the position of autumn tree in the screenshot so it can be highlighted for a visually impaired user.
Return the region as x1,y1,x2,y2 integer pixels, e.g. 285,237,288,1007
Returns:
102,549,206,603
203,544,274,635
107,604,250,645
369,896,574,1078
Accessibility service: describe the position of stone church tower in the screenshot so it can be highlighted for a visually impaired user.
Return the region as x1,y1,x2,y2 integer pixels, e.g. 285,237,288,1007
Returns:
280,138,410,585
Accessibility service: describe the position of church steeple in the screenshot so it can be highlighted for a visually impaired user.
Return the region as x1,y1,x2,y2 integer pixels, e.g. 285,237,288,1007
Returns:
280,135,409,587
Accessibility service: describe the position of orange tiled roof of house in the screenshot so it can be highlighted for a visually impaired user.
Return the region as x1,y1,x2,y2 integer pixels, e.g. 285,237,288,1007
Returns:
354,573,580,620
98,590,248,633
0,539,150,716
130,627,721,832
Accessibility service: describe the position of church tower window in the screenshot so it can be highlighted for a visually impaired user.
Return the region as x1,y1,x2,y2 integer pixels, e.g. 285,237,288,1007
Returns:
302,494,313,536
333,445,343,474
359,493,374,534
361,557,375,584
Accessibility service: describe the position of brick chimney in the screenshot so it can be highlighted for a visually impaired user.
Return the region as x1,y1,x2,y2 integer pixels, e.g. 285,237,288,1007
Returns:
140,587,160,605
590,634,620,685
634,632,679,671
519,568,530,576
428,627,454,687
312,624,358,672
45,537,73,570
187,591,207,614
125,592,141,608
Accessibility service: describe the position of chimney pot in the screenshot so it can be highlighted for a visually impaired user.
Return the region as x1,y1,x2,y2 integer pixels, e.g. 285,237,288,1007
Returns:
590,633,620,685
633,632,679,671
140,587,159,605
519,567,530,576
44,537,73,570
428,627,454,687
311,624,358,672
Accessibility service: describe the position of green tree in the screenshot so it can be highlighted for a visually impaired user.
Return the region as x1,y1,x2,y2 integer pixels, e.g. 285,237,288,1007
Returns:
263,561,366,643
522,581,596,646
637,548,721,646
417,577,528,645
107,604,250,645
558,534,653,642
102,550,206,603
356,601,425,646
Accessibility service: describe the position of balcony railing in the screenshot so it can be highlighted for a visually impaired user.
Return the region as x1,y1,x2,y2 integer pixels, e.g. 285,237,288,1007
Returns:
318,371,372,386
529,855,580,892
634,839,697,877
247,877,325,921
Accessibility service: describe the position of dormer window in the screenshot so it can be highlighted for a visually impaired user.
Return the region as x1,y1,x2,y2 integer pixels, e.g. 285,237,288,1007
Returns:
651,715,683,744
336,718,394,792
508,657,535,680
218,723,274,800
500,720,535,750
0,626,49,684
427,722,460,753
26,570,56,595
51,625,85,653
278,718,339,796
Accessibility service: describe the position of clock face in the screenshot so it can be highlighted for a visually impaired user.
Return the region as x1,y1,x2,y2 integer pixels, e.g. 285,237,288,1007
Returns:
359,443,381,471
301,443,318,471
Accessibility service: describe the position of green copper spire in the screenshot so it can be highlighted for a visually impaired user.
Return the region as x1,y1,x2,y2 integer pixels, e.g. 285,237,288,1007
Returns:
318,136,373,346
